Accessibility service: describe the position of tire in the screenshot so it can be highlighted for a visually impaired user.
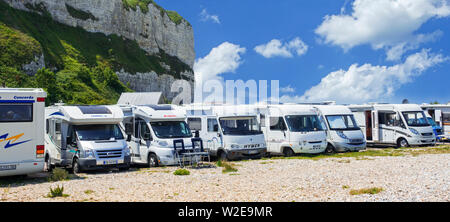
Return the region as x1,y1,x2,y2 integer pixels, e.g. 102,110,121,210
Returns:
325,143,336,154
397,138,409,148
283,147,294,157
218,150,227,161
148,153,159,168
72,158,81,174
45,155,54,172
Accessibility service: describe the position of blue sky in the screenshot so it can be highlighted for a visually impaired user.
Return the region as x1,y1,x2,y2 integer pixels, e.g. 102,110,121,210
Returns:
158,0,450,104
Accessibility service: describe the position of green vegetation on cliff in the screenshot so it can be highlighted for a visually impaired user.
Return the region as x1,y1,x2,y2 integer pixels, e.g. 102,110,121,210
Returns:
122,0,190,26
0,1,192,105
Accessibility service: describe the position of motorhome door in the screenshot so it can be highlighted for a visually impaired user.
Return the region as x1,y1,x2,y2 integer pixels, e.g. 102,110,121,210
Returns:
267,116,288,153
372,111,379,142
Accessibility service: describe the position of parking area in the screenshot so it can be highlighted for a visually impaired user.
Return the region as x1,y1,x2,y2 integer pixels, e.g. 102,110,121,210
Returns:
0,145,449,202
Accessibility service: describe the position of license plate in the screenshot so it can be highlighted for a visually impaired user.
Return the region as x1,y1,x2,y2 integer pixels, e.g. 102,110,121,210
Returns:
0,164,17,171
248,150,259,154
313,145,321,149
102,160,118,165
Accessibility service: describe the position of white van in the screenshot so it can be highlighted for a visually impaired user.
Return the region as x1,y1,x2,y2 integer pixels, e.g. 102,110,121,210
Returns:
45,105,131,173
119,104,200,167
183,104,267,160
421,103,450,141
349,104,435,147
314,105,366,152
256,104,327,156
0,88,46,177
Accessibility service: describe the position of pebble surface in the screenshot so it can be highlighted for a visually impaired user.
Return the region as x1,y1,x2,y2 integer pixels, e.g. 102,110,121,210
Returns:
1,153,449,202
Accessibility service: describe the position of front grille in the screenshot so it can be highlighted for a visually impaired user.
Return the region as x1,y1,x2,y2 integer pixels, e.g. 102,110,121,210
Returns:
243,144,261,149
96,149,122,159
349,139,363,143
421,133,433,137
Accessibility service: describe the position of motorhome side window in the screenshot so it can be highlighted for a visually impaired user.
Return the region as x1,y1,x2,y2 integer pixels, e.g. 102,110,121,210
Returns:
0,104,33,122
140,122,152,140
442,113,450,124
207,118,219,132
378,112,396,126
187,118,202,131
54,121,62,148
270,117,286,131
260,114,266,127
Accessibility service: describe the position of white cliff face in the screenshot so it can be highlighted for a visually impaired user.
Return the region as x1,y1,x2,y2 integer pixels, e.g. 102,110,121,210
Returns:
5,0,194,68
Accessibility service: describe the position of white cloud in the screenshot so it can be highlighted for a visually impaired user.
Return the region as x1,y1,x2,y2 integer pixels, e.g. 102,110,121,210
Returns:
194,42,246,85
315,0,450,59
280,85,295,93
286,49,447,104
200,9,221,24
254,37,308,58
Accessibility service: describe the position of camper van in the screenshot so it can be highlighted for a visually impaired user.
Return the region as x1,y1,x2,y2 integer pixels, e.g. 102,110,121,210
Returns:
349,104,435,147
256,104,327,156
119,104,200,167
314,105,366,152
0,88,46,177
45,105,131,173
421,104,450,141
184,104,266,160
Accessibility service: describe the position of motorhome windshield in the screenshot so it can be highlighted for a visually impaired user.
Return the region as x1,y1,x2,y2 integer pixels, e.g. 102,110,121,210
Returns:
219,116,261,135
326,115,360,130
150,121,192,139
285,115,324,132
75,124,124,141
402,111,430,127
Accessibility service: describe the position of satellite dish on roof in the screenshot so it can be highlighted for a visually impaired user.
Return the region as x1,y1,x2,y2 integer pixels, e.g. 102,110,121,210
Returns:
402,99,409,104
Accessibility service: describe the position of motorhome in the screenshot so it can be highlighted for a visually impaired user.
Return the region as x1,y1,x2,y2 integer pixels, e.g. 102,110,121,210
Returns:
421,104,450,141
119,104,201,167
314,105,366,152
45,105,131,173
183,104,267,160
256,104,327,156
0,88,46,177
349,104,435,147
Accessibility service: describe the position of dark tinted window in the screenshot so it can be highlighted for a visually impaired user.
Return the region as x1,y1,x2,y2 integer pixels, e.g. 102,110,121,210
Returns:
0,104,33,122
187,118,202,131
270,117,287,131
78,106,111,114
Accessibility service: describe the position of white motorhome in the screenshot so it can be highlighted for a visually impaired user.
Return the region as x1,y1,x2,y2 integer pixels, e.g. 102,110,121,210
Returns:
183,104,267,160
349,104,435,147
119,104,200,167
421,103,450,141
256,104,327,156
0,88,46,177
314,105,366,152
45,105,131,173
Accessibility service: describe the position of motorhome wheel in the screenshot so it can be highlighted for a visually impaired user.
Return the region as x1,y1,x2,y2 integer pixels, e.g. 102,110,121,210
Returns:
45,155,53,172
325,144,336,153
72,158,81,174
218,150,227,161
148,153,159,167
397,138,409,148
283,147,294,157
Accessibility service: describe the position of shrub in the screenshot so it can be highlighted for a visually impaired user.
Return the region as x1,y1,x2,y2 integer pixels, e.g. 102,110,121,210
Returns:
49,168,69,182
349,187,383,195
173,168,190,176
222,162,238,174
47,185,69,198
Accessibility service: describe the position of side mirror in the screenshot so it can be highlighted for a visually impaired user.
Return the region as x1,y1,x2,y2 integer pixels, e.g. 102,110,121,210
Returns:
143,132,152,141
126,134,132,142
194,130,200,138
213,125,219,132
217,133,222,138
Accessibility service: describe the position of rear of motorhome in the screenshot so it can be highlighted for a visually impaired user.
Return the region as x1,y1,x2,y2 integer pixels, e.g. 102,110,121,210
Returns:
184,104,266,160
119,104,200,167
0,88,47,177
256,104,327,156
421,104,450,141
45,105,131,173
314,105,366,152
349,104,435,147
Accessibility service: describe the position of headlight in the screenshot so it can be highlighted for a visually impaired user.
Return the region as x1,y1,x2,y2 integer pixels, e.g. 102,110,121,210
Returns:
336,131,348,139
410,128,419,135
124,147,131,156
230,144,240,149
84,149,94,158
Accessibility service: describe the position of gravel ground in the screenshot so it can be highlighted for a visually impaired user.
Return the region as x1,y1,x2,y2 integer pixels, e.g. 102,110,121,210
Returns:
1,151,449,202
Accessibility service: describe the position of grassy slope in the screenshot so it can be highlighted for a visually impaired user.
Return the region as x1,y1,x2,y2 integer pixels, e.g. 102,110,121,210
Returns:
122,0,190,25
0,1,192,104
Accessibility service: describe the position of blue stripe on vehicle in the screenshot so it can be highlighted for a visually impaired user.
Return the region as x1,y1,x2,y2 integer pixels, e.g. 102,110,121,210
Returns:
0,100,35,103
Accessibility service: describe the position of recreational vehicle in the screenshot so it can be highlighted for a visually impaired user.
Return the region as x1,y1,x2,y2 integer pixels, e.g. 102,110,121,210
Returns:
421,104,450,141
183,104,267,160
349,104,435,147
0,88,46,177
45,105,131,173
314,105,366,152
256,104,327,156
119,104,203,167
